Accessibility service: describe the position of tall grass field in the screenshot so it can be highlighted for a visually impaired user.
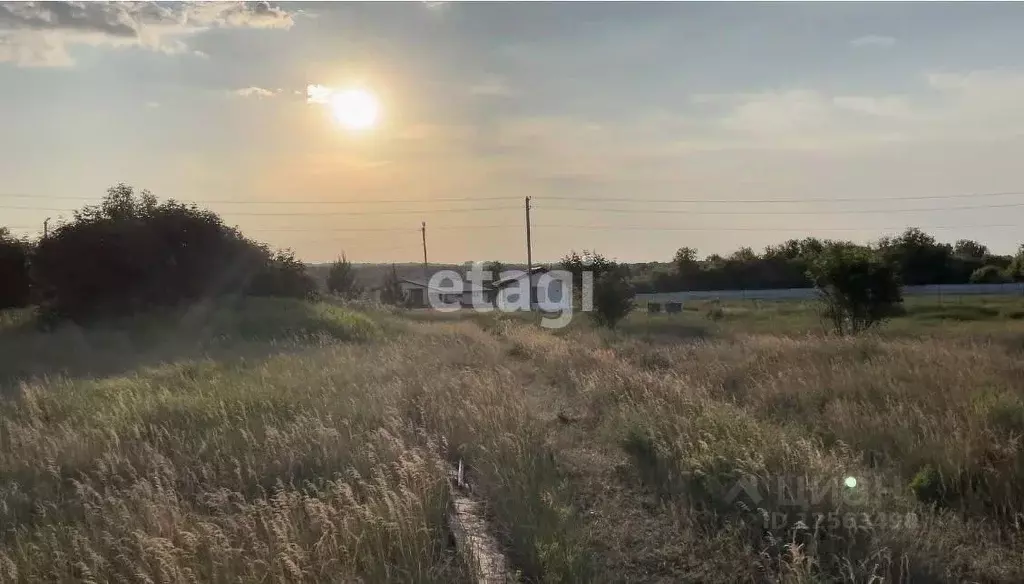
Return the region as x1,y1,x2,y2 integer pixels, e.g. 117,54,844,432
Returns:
2,296,1024,582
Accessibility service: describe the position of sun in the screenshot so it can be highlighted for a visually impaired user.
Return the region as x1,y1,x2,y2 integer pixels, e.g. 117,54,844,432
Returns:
329,88,380,131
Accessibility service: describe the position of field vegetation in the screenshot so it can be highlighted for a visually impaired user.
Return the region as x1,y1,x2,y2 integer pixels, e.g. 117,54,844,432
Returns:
2,294,1024,582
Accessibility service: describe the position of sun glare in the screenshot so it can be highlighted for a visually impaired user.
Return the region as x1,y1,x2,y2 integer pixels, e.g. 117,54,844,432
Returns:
307,84,381,132
330,88,380,131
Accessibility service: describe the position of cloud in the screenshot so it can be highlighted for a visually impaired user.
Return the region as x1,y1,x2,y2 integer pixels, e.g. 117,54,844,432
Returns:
306,83,334,104
145,101,160,108
850,35,896,49
698,69,1024,150
469,75,516,98
0,1,294,67
831,95,912,118
232,86,278,98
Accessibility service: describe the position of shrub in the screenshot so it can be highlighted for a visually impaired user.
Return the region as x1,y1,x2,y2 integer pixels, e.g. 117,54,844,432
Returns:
590,267,635,329
31,184,316,322
808,247,903,335
326,254,362,299
968,265,1011,284
910,464,947,506
0,228,32,309
247,248,319,301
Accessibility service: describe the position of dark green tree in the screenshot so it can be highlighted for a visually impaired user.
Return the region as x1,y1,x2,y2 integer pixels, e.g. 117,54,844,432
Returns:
1007,245,1024,282
0,228,33,309
31,183,317,321
954,239,989,259
590,264,635,329
877,228,953,285
808,247,903,335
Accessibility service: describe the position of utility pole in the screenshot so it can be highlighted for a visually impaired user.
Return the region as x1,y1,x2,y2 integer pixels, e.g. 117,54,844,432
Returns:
525,196,533,309
43,217,50,238
421,221,428,283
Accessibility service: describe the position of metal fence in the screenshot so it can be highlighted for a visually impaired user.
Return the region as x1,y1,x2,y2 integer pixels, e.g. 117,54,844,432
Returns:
636,282,1024,305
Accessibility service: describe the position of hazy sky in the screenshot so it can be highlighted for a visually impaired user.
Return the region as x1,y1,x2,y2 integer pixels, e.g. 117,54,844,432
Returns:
3,2,1024,263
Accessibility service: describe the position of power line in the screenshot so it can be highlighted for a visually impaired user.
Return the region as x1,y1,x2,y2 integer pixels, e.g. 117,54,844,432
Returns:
0,204,520,216
0,193,521,205
533,223,1022,232
5,223,517,234
537,201,1024,215
246,224,516,233
540,190,1024,204
3,189,1024,205
13,199,1022,217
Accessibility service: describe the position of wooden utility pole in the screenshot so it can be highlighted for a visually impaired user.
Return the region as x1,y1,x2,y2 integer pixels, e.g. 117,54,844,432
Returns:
421,221,429,283
525,196,533,309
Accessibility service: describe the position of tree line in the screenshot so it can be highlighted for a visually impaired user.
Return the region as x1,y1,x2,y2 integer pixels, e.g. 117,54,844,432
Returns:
0,184,316,322
634,228,1024,293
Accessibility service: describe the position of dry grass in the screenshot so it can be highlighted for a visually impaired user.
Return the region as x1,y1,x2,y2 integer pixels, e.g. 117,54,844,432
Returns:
2,298,1024,582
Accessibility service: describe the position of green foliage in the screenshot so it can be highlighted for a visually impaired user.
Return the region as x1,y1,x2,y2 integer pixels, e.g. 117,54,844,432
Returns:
808,247,903,335
910,464,947,506
877,227,954,286
31,183,316,322
590,266,635,329
201,298,379,343
247,248,319,300
560,249,615,283
969,265,1011,284
326,254,362,299
954,239,989,259
0,228,32,309
672,246,699,267
1008,245,1024,282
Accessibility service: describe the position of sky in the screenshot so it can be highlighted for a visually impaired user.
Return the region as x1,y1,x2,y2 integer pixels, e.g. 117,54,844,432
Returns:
3,1,1024,264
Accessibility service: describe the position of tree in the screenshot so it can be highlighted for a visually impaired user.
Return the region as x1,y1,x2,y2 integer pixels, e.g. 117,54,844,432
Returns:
877,227,953,285
561,250,615,283
327,254,362,299
590,265,635,329
672,246,699,266
31,183,317,322
729,247,758,262
808,247,903,335
0,228,32,309
1007,245,1024,282
969,265,1011,284
954,239,989,259
560,250,616,304
379,264,405,306
247,248,318,300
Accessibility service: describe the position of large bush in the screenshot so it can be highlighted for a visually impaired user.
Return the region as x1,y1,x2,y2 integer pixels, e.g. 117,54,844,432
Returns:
561,250,635,328
32,184,316,321
808,247,903,335
969,265,1011,284
0,228,32,309
590,268,635,329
